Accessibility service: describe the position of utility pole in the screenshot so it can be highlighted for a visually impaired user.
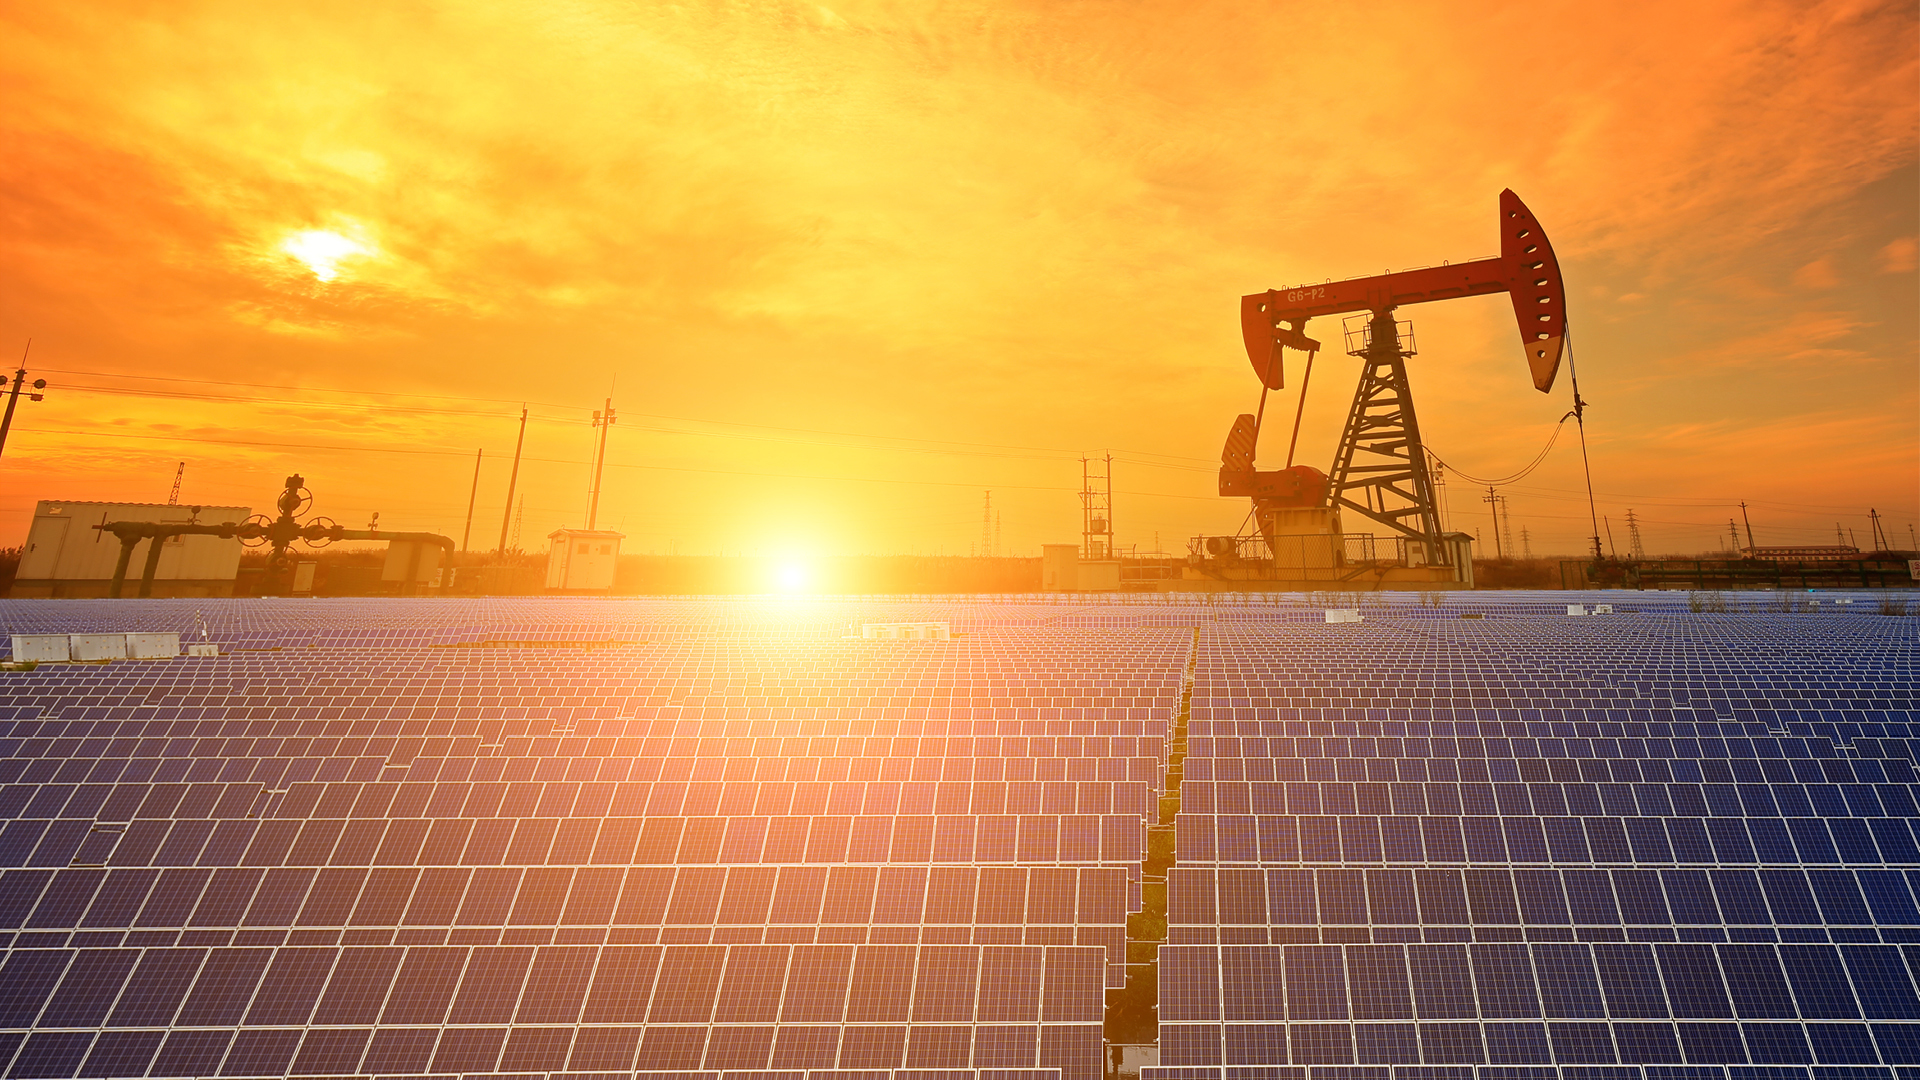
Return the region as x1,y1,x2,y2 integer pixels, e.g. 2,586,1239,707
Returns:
497,406,528,556
460,449,482,552
168,463,185,506
1083,459,1092,558
1428,452,1449,532
1738,501,1755,552
588,399,615,531
1868,508,1889,552
1482,486,1504,560
1625,509,1644,561
1080,454,1113,559
0,342,48,464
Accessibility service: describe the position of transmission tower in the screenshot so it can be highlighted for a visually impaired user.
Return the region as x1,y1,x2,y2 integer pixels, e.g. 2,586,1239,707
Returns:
1625,509,1645,561
1520,526,1533,560
981,491,993,558
167,462,184,506
1727,520,1741,553
1498,496,1515,562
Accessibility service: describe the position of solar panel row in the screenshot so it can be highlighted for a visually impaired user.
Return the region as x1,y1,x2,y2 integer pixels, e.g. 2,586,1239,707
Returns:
0,779,1160,820
0,864,1126,939
1161,941,1920,1021
1171,812,1918,867
1156,1016,1920,1067
1164,867,1920,932
0,940,1104,1025
1187,744,1909,776
0,732,1173,761
1179,781,1915,815
0,813,1147,869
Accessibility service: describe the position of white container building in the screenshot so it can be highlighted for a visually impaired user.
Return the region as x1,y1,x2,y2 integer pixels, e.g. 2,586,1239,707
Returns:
13,501,250,598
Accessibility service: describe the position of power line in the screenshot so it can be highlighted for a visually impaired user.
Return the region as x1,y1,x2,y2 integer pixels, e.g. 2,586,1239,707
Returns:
40,366,1218,466
37,366,581,409
7,424,1227,502
42,380,1224,479
31,372,1911,517
52,381,555,420
1429,415,1572,486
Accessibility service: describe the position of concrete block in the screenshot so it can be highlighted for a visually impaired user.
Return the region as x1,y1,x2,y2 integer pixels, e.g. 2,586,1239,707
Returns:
861,622,951,640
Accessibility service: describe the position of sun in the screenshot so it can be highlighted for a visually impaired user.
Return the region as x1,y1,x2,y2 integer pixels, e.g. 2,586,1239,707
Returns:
281,228,373,282
772,560,813,592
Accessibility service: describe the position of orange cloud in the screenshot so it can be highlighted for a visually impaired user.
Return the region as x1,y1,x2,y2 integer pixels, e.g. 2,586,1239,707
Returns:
1791,258,1840,290
1882,236,1919,273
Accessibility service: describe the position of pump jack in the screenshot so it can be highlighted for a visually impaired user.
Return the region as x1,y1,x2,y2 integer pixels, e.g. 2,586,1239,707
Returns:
1215,189,1570,582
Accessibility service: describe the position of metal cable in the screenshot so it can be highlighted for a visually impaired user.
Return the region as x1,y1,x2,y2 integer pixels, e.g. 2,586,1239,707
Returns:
1428,412,1573,486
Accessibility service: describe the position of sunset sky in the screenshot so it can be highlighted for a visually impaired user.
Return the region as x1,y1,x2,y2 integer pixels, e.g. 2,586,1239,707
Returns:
1,1,1914,561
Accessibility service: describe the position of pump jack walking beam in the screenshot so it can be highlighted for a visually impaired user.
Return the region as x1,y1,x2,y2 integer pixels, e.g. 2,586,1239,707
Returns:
1240,189,1569,394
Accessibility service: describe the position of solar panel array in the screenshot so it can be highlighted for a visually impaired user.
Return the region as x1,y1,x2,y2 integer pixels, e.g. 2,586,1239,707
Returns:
0,591,1913,1080
0,597,1204,1080
1161,605,1920,1080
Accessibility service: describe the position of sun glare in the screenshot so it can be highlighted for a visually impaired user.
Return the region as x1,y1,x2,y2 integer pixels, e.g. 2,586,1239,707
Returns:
772,560,813,592
281,228,372,282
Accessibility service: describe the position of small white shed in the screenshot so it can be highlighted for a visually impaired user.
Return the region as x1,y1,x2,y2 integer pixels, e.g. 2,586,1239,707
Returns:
545,529,624,592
